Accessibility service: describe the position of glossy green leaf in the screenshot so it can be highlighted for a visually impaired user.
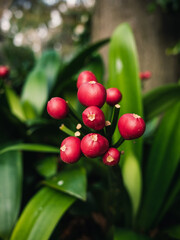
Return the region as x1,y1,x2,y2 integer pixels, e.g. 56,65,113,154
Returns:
0,143,59,155
43,166,87,201
36,50,61,93
52,38,109,96
114,228,151,240
166,225,180,239
10,187,75,240
5,86,26,122
0,151,22,239
21,69,48,116
108,23,143,217
143,83,180,121
35,156,57,178
137,103,180,231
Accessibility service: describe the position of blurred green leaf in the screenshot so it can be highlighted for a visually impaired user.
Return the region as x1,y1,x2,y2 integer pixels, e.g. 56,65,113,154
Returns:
5,86,26,122
35,156,57,178
10,187,75,240
52,38,109,96
108,23,143,217
21,69,48,117
114,228,151,240
143,83,180,121
43,166,87,201
0,143,59,155
166,41,180,55
137,103,180,231
166,225,180,239
0,151,22,239
36,50,61,93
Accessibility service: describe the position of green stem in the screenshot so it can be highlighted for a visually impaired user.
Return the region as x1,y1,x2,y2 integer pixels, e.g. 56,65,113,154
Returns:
112,136,125,148
59,124,74,136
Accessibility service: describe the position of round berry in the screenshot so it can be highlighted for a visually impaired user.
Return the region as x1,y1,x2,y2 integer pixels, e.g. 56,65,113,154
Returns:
139,71,151,80
82,106,105,130
118,113,146,140
60,136,81,163
103,148,120,166
0,66,9,78
47,97,69,119
106,88,122,106
77,81,106,108
81,133,109,158
77,71,97,89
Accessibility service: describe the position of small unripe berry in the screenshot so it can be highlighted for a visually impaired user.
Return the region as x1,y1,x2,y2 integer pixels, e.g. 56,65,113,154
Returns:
106,88,122,106
82,106,105,130
118,113,146,140
77,71,97,89
81,133,109,158
47,97,69,119
0,66,9,78
77,81,106,108
103,148,120,166
60,136,81,163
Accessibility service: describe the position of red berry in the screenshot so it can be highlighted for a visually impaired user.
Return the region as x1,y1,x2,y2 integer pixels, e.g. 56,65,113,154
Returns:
77,71,97,88
47,97,69,119
106,88,122,106
81,133,109,158
103,148,120,166
82,106,105,130
139,71,151,80
77,81,106,108
0,66,9,78
118,113,146,140
60,136,81,163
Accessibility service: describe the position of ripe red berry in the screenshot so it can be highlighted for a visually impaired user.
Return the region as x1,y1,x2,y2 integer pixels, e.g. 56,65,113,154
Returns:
106,88,122,106
103,148,120,166
77,71,97,89
47,97,69,119
81,133,109,158
0,66,9,78
60,136,81,163
77,81,106,108
139,71,151,80
118,113,146,140
82,106,105,130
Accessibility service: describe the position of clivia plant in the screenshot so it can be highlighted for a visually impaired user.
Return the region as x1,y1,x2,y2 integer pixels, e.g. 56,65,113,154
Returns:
0,23,180,240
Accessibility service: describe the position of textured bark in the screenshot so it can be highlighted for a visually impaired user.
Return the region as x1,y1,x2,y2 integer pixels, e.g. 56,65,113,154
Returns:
91,0,180,92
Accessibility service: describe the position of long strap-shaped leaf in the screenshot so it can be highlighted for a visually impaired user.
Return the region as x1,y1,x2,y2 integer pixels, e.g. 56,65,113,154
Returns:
108,23,143,218
10,187,75,240
114,228,151,240
0,151,22,239
0,143,59,155
137,102,180,231
143,83,180,121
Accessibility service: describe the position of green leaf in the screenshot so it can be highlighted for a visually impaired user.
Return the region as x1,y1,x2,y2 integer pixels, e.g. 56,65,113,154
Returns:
0,151,22,239
21,69,48,116
137,103,180,231
108,23,143,217
10,187,75,240
35,156,57,178
166,225,180,239
0,143,59,155
52,38,109,96
114,228,151,240
5,86,26,122
143,83,180,121
36,50,61,93
43,166,87,201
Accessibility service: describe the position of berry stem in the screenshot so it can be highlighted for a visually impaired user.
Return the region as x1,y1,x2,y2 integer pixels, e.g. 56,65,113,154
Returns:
59,124,74,136
112,136,125,148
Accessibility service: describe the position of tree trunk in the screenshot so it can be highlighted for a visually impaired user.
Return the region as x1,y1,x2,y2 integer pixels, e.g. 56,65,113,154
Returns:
91,0,180,92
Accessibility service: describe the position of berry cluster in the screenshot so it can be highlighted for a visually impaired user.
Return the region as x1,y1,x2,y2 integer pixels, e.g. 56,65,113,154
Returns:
47,71,146,166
